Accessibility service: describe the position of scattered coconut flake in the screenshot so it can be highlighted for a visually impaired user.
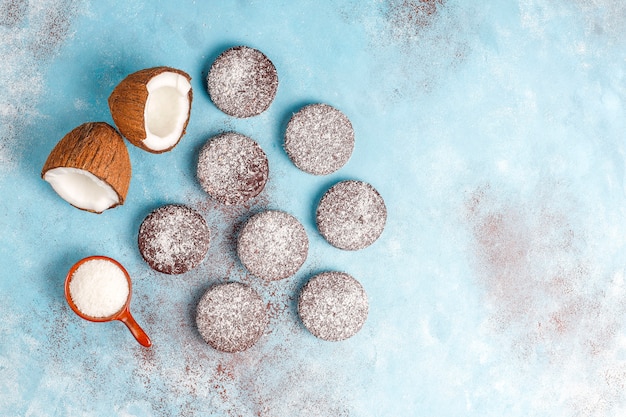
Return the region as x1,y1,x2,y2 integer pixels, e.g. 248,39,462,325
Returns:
69,259,129,318
0,0,80,170
0,0,28,28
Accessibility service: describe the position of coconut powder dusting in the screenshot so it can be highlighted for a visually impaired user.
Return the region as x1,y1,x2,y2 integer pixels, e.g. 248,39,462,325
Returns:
69,259,129,318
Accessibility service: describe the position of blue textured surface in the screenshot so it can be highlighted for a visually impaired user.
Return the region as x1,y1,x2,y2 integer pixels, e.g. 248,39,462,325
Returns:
2,1,626,416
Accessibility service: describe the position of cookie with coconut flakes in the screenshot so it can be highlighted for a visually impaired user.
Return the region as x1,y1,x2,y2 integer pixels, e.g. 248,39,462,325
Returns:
197,132,269,205
207,46,278,118
298,271,368,341
196,282,268,352
138,204,210,274
236,210,308,281
284,103,354,175
316,180,387,251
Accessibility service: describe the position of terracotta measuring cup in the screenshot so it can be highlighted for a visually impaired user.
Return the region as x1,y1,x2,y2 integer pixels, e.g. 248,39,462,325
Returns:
65,255,152,347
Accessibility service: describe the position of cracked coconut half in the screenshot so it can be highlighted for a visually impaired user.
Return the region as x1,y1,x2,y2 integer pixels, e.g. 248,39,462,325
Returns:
108,66,192,153
41,122,131,214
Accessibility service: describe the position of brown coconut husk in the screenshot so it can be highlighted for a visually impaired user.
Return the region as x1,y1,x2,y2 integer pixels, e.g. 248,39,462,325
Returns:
108,66,192,154
41,122,132,212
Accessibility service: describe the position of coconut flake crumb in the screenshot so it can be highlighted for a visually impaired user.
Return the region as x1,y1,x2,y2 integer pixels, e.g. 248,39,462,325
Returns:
69,259,129,318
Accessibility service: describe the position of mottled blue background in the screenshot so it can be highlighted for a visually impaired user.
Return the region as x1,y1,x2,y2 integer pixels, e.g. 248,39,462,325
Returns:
2,0,626,416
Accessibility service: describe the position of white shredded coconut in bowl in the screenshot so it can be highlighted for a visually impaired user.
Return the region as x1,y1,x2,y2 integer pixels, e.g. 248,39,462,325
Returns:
69,259,129,318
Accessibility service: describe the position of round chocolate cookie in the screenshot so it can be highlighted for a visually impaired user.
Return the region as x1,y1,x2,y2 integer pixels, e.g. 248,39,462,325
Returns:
196,282,268,353
284,103,354,175
316,180,386,251
298,271,368,341
197,132,269,205
138,204,210,274
237,210,308,281
207,46,278,118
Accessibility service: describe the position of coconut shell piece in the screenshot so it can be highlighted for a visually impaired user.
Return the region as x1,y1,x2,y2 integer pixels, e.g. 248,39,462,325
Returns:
41,122,131,213
108,66,193,154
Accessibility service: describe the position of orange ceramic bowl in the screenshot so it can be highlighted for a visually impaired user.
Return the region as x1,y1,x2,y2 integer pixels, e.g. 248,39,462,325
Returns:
65,255,151,347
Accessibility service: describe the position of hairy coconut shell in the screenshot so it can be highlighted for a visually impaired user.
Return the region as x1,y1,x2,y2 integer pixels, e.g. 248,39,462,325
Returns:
41,122,132,212
108,66,192,154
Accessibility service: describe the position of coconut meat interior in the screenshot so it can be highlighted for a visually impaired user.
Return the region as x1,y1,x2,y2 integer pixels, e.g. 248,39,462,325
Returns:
143,71,191,151
44,167,119,213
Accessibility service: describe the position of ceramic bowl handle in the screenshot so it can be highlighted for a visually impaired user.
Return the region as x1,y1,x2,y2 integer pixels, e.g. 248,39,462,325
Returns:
118,310,152,347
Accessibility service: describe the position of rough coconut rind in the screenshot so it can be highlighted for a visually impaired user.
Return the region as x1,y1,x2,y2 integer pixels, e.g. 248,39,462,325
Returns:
108,66,192,153
41,122,131,213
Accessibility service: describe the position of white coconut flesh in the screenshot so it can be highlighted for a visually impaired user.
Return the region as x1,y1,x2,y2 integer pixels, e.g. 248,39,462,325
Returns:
43,167,120,213
143,72,192,151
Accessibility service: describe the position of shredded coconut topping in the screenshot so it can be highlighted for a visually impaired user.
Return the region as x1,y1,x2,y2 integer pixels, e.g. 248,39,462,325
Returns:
316,180,387,251
69,259,129,318
138,204,211,275
197,132,269,205
237,210,309,281
207,45,278,118
196,282,268,352
284,103,355,175
298,271,368,341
